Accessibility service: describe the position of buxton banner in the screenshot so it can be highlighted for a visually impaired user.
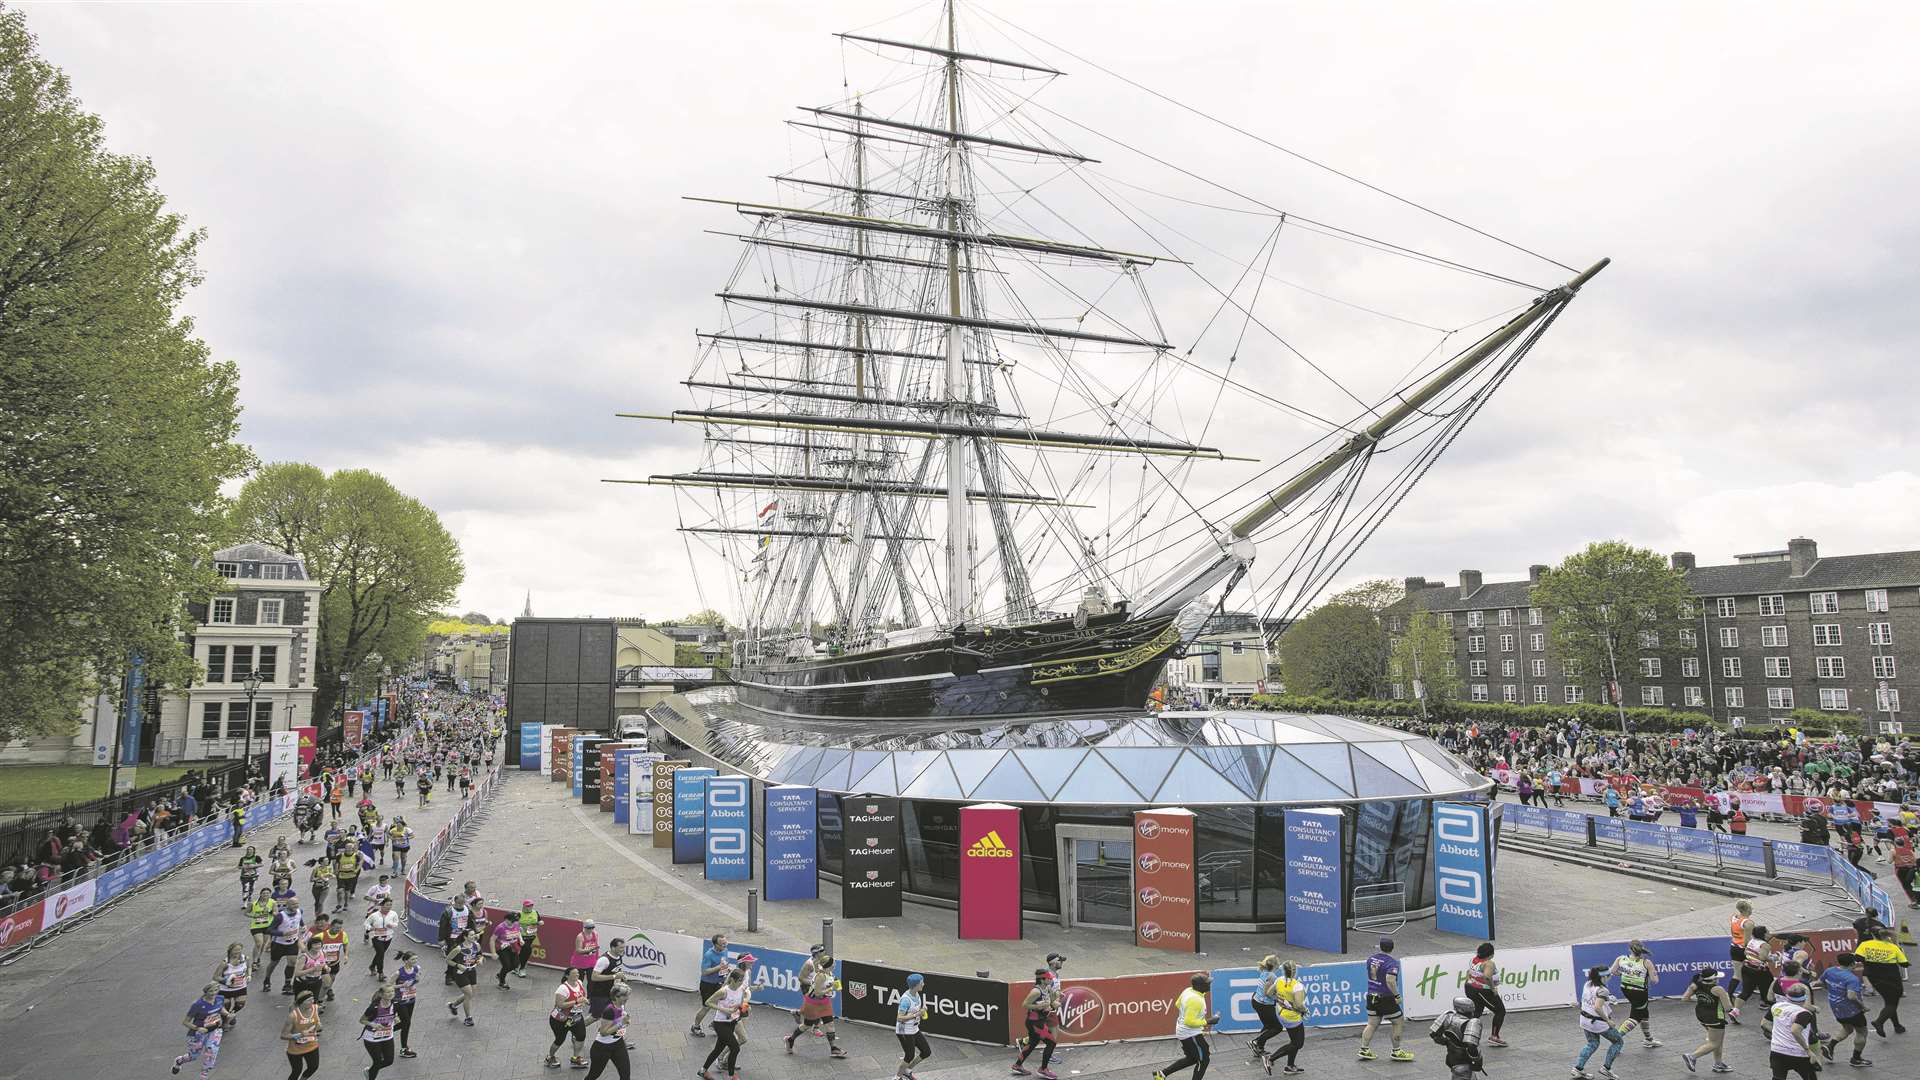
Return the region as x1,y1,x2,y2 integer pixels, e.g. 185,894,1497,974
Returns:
763,785,819,900
841,795,903,919
671,767,717,864
958,803,1022,940
1132,808,1198,952
1283,807,1346,954
1433,801,1497,939
651,760,687,849
704,775,752,881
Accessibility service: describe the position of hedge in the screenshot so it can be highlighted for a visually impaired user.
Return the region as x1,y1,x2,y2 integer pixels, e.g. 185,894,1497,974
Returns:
1244,694,1886,741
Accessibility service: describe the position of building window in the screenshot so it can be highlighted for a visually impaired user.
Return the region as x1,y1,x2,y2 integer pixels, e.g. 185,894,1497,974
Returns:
1230,642,1244,655
1869,622,1893,646
1562,659,1580,678
257,598,283,625
1681,657,1699,678
1725,687,1745,708
1684,686,1704,706
1468,635,1485,653
1638,630,1660,649
1810,592,1839,615
1443,658,1458,676
1813,624,1843,647
1497,609,1512,627
253,701,273,739
1500,659,1515,677
1865,588,1888,612
1468,659,1487,677
210,597,235,624
1528,632,1544,651
1530,658,1547,677
1499,634,1514,652
1533,685,1549,703
1639,657,1661,678
1722,656,1742,679
230,645,253,680
261,563,286,580
205,644,226,683
1641,686,1664,705
1716,597,1736,618
1679,628,1696,647
1502,685,1518,703
215,562,239,579
1467,611,1484,629
1718,627,1739,649
1872,655,1896,679
1529,607,1543,626
1761,625,1788,647
224,703,249,738
200,702,223,739
1442,612,1455,629
1389,616,1403,632
1767,687,1795,710
1819,688,1849,711
1564,685,1584,704
1879,688,1901,713
1759,594,1785,616
1681,599,1695,617
1816,656,1846,679
1764,656,1791,678
1471,684,1488,702
256,646,277,683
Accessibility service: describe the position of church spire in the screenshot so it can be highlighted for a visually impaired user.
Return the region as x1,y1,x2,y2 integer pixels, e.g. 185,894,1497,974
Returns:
520,590,533,619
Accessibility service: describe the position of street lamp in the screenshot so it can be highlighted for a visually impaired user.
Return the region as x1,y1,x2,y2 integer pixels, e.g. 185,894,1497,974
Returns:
338,672,351,742
241,669,264,772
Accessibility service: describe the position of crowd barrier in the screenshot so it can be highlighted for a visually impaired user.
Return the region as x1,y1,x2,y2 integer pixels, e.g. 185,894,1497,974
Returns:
1492,770,1909,825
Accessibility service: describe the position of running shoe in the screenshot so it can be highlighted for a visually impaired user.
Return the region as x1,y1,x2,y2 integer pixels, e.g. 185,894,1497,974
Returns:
448,1003,459,1017
785,1035,796,1054
689,1025,707,1037
1035,1070,1055,1079
1355,1048,1376,1061
1710,1067,1733,1075
1011,1066,1029,1076
1643,1037,1663,1048
1487,1036,1509,1047
1390,1049,1415,1062
1597,1069,1618,1079
399,1049,415,1058
1682,1052,1697,1072
463,1017,474,1027
1282,1069,1305,1077
1570,1070,1590,1079
1850,1059,1873,1068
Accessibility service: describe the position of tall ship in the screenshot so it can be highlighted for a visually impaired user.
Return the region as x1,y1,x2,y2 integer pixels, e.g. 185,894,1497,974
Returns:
626,2,1604,723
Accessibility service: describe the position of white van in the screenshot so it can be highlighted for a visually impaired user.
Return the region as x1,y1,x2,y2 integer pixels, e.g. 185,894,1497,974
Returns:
616,714,649,742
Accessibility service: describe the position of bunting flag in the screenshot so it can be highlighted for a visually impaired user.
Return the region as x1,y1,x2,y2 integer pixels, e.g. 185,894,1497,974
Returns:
758,499,779,519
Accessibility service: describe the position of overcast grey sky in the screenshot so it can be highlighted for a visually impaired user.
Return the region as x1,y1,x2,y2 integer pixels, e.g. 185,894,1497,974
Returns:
21,0,1920,622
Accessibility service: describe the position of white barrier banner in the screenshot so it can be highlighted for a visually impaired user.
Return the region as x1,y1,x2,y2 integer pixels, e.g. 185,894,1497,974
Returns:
43,879,98,929
1732,792,1786,816
1401,944,1575,1019
600,922,702,991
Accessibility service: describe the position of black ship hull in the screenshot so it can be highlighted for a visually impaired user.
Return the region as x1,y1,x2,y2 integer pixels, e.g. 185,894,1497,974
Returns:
732,611,1181,721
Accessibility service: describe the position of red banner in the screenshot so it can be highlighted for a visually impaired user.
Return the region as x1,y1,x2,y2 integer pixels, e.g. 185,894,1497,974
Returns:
343,710,366,748
480,904,585,972
0,900,45,950
597,742,637,813
958,804,1022,940
1133,808,1199,952
547,727,578,784
295,726,317,777
1020,971,1202,1044
1798,927,1859,976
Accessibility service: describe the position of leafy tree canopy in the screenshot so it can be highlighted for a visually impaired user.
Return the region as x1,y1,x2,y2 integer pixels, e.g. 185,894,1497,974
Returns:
1390,610,1460,704
1275,603,1385,699
1531,541,1693,706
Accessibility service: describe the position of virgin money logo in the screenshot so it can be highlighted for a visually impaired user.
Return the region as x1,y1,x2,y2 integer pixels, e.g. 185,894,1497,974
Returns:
0,915,34,948
1139,920,1164,941
1137,853,1190,874
1056,985,1106,1035
1137,886,1163,908
54,892,86,919
1137,819,1161,839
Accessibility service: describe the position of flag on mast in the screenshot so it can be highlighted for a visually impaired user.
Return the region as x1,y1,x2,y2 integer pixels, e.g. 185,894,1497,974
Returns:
758,499,778,519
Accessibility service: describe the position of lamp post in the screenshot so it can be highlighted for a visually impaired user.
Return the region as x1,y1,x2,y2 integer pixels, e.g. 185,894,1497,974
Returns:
338,672,351,745
241,669,264,770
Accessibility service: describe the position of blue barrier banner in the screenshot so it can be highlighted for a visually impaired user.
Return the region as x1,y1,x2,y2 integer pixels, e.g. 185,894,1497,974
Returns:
1504,803,1550,830
704,775,752,881
1213,960,1370,1032
95,862,137,904
1591,815,1625,844
734,942,837,1013
519,724,544,770
120,654,145,766
611,748,643,825
1714,833,1766,865
1569,936,1731,999
672,768,716,864
1434,801,1496,939
1772,840,1832,878
764,785,819,900
406,891,447,945
1283,808,1345,953
1546,808,1589,837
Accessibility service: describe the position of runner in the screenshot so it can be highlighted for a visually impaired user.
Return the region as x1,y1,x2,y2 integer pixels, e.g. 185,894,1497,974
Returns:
586,934,627,1018
699,965,752,1080
416,770,432,808
249,890,278,973
266,897,306,996
1728,900,1755,1000
213,943,251,1030
446,925,481,1027
545,966,591,1069
280,988,322,1080
307,854,333,915
365,897,400,978
572,918,602,982
893,971,932,1080
690,931,732,1035
1466,942,1509,1047
1150,973,1216,1080
1739,924,1776,1011
513,900,542,978
313,914,349,1003
1358,936,1415,1061
1428,996,1484,1080
1681,967,1736,1074
1857,927,1908,1036
363,874,394,920
237,846,263,906
584,984,634,1080
269,847,296,897
439,895,475,983
388,819,412,874
1009,968,1058,1077
1823,951,1871,1068
334,840,369,913
1248,956,1283,1061
392,950,421,1059
1769,984,1819,1080
1609,939,1662,1048
360,983,400,1080
491,908,524,989
1572,966,1624,1080
169,982,229,1079
1260,960,1307,1076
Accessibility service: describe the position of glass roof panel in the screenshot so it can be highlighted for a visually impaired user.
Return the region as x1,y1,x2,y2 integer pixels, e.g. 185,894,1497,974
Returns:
1093,747,1181,796
1151,751,1236,803
773,745,824,784
974,753,1047,802
1259,755,1354,803
1353,742,1425,788
846,750,890,786
1192,745,1270,797
811,748,855,792
848,756,897,796
947,750,1007,798
1089,719,1169,748
1013,749,1090,798
1409,750,1472,793
1053,751,1146,804
1350,750,1425,798
1278,743,1355,793
901,756,966,799
1267,720,1340,743
890,750,944,791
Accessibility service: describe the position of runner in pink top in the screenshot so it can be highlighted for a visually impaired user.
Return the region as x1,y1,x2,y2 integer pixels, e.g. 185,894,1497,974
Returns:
491,916,524,989
570,920,600,973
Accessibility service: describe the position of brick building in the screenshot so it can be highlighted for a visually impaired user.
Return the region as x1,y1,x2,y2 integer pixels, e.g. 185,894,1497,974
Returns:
1382,537,1914,735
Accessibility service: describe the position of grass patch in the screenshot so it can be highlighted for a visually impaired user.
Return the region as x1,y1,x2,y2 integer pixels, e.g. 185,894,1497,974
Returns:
0,764,201,813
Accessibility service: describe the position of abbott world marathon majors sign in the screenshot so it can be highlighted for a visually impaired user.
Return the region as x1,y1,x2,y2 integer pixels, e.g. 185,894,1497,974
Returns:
1132,808,1198,952
1433,800,1500,939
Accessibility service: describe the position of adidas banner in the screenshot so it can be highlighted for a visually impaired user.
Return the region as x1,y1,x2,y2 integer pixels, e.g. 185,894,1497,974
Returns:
958,803,1022,940
841,795,903,919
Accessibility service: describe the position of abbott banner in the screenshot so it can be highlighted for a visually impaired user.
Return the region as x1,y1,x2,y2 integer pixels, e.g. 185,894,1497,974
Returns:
1283,807,1346,954
1133,808,1198,952
958,803,1022,939
705,775,752,881
1433,801,1498,939
1402,944,1573,1019
763,785,818,900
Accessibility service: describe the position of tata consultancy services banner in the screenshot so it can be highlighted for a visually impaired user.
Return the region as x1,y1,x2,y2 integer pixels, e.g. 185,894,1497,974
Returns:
764,785,818,900
842,795,903,918
672,767,716,864
958,803,1021,939
1283,807,1346,954
705,775,752,881
1434,801,1496,938
1133,808,1198,952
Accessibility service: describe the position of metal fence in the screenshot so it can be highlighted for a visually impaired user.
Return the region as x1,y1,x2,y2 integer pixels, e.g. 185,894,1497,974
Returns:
0,761,249,867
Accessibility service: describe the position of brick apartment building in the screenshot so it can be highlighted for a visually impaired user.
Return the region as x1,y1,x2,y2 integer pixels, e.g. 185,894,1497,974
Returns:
1383,537,1914,734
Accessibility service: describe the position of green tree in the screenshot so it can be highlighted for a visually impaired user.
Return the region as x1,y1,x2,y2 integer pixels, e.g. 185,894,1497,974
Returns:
1390,611,1460,704
0,11,252,741
458,611,494,625
1275,603,1385,699
231,464,463,726
1325,578,1406,615
1530,541,1694,721
681,609,729,628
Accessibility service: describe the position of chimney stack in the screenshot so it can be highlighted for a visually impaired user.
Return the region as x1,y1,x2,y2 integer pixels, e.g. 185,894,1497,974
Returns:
1459,570,1483,594
1788,537,1818,577
1404,576,1427,593
1528,564,1550,583
1671,551,1696,572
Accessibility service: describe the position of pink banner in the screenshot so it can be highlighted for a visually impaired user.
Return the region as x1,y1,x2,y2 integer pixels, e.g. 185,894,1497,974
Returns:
295,726,317,777
958,804,1022,940
343,710,366,748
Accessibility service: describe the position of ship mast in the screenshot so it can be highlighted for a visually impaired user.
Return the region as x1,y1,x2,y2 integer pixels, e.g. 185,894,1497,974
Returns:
940,0,973,626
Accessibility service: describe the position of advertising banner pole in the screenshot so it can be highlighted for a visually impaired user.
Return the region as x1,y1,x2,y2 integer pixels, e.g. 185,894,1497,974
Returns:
841,795,903,918
1132,808,1199,952
763,785,819,900
1282,807,1346,954
1433,801,1498,939
704,775,752,881
958,804,1022,940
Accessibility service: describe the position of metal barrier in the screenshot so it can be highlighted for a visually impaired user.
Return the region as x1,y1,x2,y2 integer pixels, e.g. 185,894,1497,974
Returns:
1501,799,1849,884
1350,880,1407,934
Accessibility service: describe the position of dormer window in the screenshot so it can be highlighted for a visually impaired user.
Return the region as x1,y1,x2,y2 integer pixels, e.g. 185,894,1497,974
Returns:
262,563,286,580
216,562,239,579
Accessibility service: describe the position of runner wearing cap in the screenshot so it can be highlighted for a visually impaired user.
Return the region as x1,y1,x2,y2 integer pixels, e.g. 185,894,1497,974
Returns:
1011,968,1060,1077
894,972,931,1080
1358,937,1414,1062
1151,972,1216,1080
1768,983,1818,1080
513,901,543,978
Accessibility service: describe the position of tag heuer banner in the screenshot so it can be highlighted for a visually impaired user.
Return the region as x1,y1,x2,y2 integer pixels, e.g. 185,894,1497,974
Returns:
838,960,1008,1044
841,795,902,918
1132,808,1199,952
958,803,1022,940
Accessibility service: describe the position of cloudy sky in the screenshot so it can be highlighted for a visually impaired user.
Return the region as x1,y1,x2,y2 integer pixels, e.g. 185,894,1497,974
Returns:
21,0,1920,623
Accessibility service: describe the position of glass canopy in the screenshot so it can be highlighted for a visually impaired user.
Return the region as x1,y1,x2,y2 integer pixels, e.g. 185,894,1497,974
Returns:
653,690,1489,807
